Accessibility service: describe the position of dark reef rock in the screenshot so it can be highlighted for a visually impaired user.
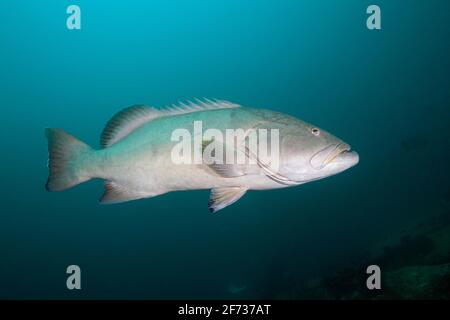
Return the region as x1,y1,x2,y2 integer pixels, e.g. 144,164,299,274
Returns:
384,264,450,299
375,234,435,270
294,211,450,299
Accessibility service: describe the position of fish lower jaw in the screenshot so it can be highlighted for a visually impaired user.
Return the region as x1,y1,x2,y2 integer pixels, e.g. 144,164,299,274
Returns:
332,150,359,168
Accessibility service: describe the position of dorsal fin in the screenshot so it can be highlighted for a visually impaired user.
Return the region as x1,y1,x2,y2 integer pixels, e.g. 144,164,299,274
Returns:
163,98,240,115
101,99,241,148
101,105,162,148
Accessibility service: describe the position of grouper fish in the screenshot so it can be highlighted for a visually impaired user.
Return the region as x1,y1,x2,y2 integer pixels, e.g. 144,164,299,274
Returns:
45,99,359,212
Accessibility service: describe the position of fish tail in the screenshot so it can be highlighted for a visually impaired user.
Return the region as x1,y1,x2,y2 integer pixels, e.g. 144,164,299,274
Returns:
44,128,93,191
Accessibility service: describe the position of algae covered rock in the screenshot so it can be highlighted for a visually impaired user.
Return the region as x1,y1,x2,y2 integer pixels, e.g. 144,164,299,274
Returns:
384,263,450,299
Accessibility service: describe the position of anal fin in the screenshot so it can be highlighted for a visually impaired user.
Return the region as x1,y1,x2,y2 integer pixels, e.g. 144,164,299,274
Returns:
99,181,146,204
208,187,248,213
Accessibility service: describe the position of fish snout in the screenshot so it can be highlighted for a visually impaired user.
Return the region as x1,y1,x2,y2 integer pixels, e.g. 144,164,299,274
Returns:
343,149,359,167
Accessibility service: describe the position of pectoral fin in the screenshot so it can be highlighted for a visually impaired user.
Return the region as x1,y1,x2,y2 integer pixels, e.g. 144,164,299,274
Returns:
208,187,248,213
208,163,247,178
202,138,248,178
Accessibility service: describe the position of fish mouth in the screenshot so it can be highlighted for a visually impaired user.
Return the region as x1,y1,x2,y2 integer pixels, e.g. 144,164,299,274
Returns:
310,143,353,169
323,143,351,165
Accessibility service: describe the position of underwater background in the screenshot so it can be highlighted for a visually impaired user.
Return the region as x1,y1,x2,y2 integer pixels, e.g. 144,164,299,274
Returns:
0,0,449,299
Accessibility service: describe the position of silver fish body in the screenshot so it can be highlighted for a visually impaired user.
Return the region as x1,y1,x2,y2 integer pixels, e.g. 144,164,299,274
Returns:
45,100,359,212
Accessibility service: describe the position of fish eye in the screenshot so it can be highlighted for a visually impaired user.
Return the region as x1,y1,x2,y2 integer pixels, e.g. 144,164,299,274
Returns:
311,128,320,136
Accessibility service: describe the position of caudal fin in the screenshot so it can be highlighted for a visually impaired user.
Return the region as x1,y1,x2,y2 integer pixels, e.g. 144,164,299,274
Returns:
45,128,93,191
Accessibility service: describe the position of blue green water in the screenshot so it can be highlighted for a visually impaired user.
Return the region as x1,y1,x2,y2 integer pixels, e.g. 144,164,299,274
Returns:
0,0,449,299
